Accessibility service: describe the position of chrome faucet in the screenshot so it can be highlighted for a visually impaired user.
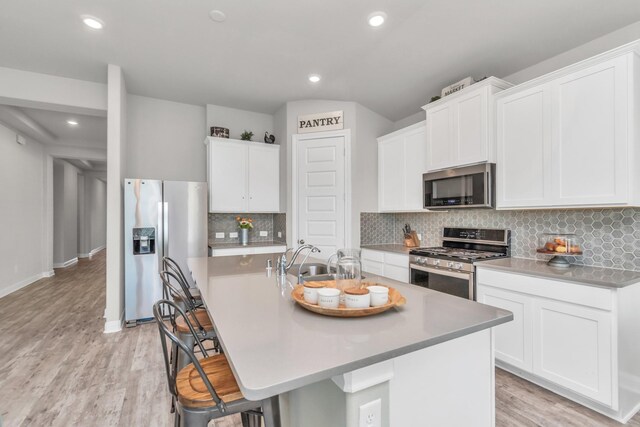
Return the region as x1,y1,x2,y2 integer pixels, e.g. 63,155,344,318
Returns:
277,244,321,280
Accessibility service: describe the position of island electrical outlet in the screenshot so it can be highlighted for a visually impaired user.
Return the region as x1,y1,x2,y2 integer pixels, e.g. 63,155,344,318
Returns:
359,398,381,427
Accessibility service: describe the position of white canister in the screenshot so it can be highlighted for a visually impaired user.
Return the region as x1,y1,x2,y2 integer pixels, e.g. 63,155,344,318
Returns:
367,285,390,307
344,287,370,308
317,288,341,308
303,282,326,304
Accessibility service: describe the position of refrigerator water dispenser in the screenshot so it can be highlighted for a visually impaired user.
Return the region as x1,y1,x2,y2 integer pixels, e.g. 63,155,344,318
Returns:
132,227,156,255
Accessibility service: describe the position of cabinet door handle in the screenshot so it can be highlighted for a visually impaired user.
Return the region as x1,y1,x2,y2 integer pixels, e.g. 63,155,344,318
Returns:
298,239,305,244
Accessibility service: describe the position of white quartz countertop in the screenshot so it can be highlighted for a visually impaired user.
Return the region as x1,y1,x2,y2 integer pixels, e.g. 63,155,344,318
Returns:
360,244,413,254
476,257,640,289
187,254,512,400
208,240,286,249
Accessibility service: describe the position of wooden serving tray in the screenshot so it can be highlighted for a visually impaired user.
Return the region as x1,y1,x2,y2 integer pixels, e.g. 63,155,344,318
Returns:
291,282,406,318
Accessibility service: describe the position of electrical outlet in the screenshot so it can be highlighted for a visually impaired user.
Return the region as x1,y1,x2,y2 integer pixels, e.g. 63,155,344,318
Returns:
359,398,381,427
260,231,268,237
417,233,422,241
215,232,225,239
229,232,238,238
277,232,282,238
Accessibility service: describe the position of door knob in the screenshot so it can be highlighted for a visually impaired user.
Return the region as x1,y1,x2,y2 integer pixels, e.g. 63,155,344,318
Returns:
298,239,305,244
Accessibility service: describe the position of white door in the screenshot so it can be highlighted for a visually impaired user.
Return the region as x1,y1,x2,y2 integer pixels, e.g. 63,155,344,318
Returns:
426,104,453,171
248,144,280,212
296,133,346,259
456,89,487,166
403,127,427,210
552,55,629,206
476,285,533,372
378,135,404,211
496,85,552,208
532,298,613,406
208,140,248,212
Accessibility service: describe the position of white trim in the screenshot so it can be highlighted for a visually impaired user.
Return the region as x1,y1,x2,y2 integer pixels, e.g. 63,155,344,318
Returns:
291,129,352,249
0,271,52,299
332,360,394,393
43,270,55,278
53,257,78,269
78,245,106,259
103,316,123,333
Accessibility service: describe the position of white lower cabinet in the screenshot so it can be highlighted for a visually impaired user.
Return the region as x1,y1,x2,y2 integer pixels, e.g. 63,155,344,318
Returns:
476,267,619,412
361,249,409,283
476,286,532,372
532,298,612,405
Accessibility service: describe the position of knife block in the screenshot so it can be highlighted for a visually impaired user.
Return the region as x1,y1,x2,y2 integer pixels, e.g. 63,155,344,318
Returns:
403,231,420,248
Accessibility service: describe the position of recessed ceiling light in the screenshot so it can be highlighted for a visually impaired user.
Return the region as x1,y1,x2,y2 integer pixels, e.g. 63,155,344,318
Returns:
308,74,321,83
209,10,226,22
368,12,387,27
82,16,104,30
67,120,79,126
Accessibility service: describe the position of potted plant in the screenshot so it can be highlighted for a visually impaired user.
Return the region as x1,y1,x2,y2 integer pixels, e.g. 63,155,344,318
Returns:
240,130,254,141
236,216,253,245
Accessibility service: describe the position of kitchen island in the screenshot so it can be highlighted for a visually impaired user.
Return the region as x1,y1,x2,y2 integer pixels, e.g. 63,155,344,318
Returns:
188,254,512,427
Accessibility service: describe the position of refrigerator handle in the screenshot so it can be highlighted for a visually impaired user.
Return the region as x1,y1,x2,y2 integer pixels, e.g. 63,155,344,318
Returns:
163,202,169,258
157,202,164,272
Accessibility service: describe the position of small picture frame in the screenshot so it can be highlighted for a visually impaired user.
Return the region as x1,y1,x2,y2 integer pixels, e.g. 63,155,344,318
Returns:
210,127,229,138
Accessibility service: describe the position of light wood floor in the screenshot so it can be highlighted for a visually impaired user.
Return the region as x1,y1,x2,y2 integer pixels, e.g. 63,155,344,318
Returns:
1,252,638,427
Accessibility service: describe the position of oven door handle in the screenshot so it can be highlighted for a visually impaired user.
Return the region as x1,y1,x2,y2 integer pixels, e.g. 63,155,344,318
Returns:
410,264,472,280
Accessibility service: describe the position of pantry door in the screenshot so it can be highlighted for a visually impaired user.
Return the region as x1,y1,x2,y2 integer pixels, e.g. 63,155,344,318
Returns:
293,130,350,260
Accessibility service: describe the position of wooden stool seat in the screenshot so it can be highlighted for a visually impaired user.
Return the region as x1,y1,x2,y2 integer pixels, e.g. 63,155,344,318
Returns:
176,354,243,408
175,309,213,333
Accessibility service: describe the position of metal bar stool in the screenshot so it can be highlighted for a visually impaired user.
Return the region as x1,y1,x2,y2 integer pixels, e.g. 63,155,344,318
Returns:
162,256,203,311
154,300,281,427
160,270,220,368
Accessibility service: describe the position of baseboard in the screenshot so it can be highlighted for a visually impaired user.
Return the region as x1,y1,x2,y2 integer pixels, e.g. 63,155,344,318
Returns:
53,257,78,269
42,270,55,278
90,245,106,256
104,316,124,333
78,253,92,259
0,271,51,299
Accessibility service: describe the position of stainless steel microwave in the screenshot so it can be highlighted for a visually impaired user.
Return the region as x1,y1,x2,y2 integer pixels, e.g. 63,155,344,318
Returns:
423,163,495,209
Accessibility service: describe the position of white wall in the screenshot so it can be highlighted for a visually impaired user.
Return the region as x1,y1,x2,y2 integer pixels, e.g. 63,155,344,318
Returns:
503,21,640,84
105,64,127,333
390,21,640,128
78,174,107,257
353,104,393,245
127,95,206,181
53,159,79,266
206,104,274,141
0,122,48,298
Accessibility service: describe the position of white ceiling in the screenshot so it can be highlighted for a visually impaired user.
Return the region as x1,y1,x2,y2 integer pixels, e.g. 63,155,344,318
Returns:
0,105,107,149
1,1,640,120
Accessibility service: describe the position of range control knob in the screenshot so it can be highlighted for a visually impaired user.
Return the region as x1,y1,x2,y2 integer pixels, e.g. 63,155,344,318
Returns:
447,261,454,268
432,259,440,266
416,258,425,265
454,262,463,270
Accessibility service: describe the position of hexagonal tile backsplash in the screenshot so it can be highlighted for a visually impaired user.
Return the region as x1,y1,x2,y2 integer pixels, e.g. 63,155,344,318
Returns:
361,208,640,271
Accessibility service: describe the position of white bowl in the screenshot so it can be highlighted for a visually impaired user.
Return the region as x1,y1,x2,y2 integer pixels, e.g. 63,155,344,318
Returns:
303,284,326,304
344,290,370,308
317,288,340,308
367,285,390,307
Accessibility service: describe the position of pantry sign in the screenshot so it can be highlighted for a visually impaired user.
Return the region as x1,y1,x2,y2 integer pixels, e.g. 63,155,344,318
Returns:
297,110,344,134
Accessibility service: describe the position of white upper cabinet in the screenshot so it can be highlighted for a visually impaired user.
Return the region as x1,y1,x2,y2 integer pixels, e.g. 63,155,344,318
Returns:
378,121,427,212
205,137,280,213
423,77,512,172
497,45,640,209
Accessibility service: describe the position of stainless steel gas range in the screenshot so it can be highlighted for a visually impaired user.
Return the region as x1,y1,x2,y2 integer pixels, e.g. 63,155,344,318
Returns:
409,227,511,300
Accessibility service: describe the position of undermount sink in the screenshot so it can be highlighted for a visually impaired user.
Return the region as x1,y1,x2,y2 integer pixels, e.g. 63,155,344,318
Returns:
289,263,329,277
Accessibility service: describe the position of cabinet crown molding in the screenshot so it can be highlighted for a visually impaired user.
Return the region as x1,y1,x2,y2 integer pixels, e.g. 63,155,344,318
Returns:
204,136,280,148
422,76,512,111
495,40,640,100
377,120,425,142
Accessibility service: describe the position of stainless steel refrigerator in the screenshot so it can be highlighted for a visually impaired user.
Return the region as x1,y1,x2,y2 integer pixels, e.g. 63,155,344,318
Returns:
124,179,207,325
